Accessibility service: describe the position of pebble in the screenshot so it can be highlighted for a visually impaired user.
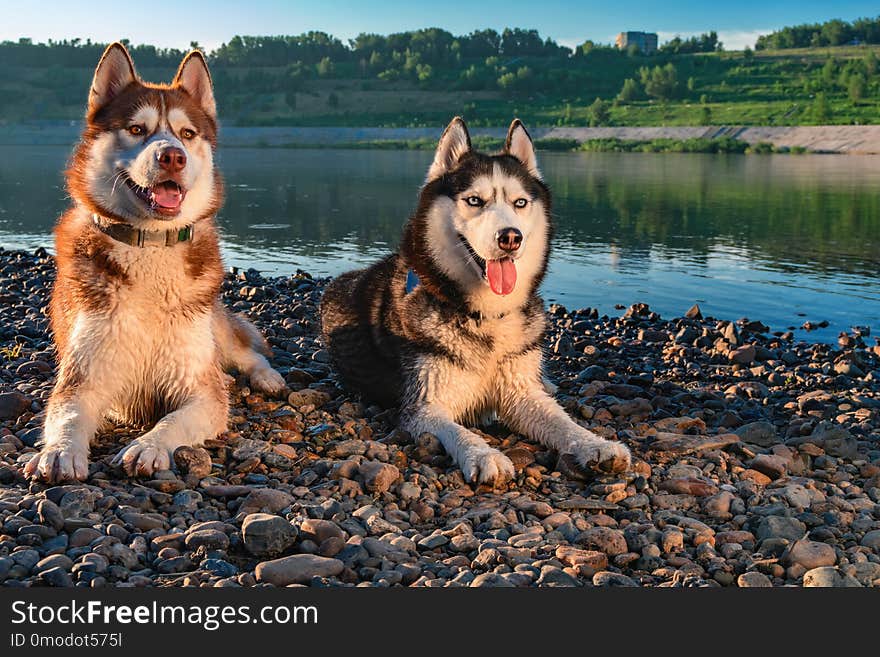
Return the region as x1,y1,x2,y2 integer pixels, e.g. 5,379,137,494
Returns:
242,513,298,556
803,567,863,588
2,252,879,589
737,571,772,587
255,554,345,586
173,446,213,479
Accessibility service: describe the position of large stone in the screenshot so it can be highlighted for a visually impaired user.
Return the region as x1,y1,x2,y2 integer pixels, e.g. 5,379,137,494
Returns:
184,529,229,551
781,539,836,570
803,567,862,588
756,516,806,543
810,424,858,459
735,421,779,447
860,530,880,551
242,513,298,557
173,446,212,479
0,392,30,420
238,489,294,515
358,461,399,493
470,572,516,587
255,554,344,586
737,571,772,588
299,519,344,545
646,432,739,455
555,546,608,571
574,527,627,556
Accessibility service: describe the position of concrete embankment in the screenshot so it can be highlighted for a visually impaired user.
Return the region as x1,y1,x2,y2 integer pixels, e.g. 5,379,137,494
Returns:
2,122,880,153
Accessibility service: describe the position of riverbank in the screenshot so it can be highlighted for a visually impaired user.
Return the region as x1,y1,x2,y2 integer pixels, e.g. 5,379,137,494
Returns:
1,247,879,588
3,123,880,154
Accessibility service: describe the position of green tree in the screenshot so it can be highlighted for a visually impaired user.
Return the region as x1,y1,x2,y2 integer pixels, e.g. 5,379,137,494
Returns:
589,97,610,126
865,50,878,77
618,77,640,102
812,92,830,123
700,105,712,125
848,73,867,102
285,89,296,110
327,92,339,108
640,63,680,101
687,76,696,92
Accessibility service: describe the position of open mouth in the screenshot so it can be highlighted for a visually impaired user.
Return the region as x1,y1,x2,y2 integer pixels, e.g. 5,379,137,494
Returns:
123,175,186,217
457,233,517,296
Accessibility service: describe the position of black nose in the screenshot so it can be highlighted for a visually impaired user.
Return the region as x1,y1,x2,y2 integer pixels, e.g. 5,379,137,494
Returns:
157,146,186,173
497,227,523,252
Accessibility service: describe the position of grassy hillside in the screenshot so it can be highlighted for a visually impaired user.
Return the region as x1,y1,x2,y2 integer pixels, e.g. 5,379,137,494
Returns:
1,33,878,128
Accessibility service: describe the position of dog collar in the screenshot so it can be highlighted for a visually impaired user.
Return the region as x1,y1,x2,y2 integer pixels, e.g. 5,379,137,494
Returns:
92,214,194,248
405,268,508,323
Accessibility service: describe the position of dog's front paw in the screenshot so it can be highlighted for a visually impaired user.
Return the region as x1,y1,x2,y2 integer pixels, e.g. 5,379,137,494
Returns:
112,439,172,477
567,438,631,474
459,447,515,486
25,442,89,483
249,365,286,396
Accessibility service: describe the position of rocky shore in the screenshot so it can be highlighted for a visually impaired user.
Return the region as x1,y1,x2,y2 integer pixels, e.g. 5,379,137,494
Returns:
1,247,879,588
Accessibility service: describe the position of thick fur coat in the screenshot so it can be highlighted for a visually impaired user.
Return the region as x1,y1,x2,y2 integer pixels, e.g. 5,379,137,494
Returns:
26,43,284,483
322,118,631,483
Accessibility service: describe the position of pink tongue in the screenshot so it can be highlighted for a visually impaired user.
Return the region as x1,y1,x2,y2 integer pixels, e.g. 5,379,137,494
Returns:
486,258,517,295
151,183,183,209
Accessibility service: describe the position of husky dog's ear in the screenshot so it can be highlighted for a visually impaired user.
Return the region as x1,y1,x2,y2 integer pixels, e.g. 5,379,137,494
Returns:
174,50,216,118
427,117,471,181
89,42,137,113
504,119,541,179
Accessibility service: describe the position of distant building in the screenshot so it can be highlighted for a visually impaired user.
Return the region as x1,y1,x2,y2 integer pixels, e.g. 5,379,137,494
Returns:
615,31,658,54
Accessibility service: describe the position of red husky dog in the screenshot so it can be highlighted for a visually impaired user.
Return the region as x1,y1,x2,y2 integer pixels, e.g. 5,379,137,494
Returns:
26,43,284,483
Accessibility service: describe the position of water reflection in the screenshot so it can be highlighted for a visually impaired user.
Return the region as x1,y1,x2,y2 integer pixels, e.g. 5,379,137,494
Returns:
0,145,878,341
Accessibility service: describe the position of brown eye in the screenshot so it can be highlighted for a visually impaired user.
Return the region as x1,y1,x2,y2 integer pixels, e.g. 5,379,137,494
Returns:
465,195,484,207
128,124,145,136
181,128,196,140
513,198,528,209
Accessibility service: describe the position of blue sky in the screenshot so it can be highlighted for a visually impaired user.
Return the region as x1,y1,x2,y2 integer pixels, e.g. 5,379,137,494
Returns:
1,0,877,51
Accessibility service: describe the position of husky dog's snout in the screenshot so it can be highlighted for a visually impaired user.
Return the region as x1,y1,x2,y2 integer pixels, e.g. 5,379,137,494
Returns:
496,227,522,252
157,146,187,173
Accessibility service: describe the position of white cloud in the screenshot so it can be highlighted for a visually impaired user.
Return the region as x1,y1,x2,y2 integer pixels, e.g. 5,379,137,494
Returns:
657,29,769,51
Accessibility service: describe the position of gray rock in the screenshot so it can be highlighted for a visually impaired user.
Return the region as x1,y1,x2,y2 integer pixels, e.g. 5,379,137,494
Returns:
803,567,862,588
39,567,74,587
860,530,880,551
470,572,516,587
184,529,229,551
32,554,73,575
36,499,65,531
735,421,779,447
756,516,806,543
737,571,772,587
255,554,344,586
536,566,579,587
593,571,638,587
781,539,836,570
242,513,298,557
810,424,858,459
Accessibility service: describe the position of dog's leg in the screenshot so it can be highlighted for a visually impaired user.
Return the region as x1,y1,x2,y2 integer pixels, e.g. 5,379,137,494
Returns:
498,351,631,473
25,380,107,483
213,306,285,395
402,404,515,485
112,380,228,477
400,359,514,485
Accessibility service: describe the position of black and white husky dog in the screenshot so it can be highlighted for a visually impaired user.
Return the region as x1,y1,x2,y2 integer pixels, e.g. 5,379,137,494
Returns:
321,117,631,484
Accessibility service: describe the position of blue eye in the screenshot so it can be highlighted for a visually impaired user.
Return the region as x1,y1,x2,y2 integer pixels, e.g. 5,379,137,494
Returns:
465,195,484,207
514,198,528,208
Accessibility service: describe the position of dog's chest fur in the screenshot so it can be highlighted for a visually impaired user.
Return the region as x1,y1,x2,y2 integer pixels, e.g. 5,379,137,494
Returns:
52,209,224,423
